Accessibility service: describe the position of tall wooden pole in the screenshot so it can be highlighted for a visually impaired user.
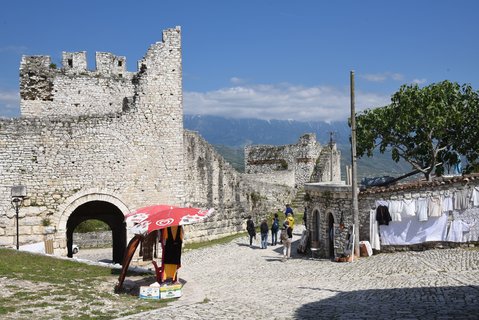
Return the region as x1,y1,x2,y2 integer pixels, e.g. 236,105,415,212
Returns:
350,70,360,257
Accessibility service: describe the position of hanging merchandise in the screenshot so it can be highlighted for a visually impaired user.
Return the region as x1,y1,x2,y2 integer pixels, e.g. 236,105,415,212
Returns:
379,214,448,245
471,187,479,207
428,196,443,217
369,209,380,250
401,198,416,217
446,219,471,242
376,205,392,225
442,195,454,213
388,200,403,222
416,197,428,222
454,189,470,210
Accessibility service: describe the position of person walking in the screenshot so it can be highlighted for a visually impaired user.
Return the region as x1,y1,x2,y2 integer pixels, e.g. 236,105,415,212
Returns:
286,213,295,230
271,213,279,245
281,220,293,261
246,216,256,247
284,204,293,217
260,219,269,249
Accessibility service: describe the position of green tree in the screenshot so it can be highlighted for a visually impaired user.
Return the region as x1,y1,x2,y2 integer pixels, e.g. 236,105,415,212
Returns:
355,81,479,181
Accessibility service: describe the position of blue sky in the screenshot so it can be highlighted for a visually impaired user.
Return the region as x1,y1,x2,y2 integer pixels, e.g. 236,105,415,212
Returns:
1,0,478,121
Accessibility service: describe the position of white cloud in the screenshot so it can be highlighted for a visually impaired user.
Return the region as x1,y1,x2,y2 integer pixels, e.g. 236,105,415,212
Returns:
0,83,391,122
361,72,404,82
184,83,390,122
0,90,20,118
229,77,246,85
412,78,427,85
361,74,387,82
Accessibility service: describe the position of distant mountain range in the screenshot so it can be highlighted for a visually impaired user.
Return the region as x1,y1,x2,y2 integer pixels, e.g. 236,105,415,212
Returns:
184,115,350,147
184,115,413,181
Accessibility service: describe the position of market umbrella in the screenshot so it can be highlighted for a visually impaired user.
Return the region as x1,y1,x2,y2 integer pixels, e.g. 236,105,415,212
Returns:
125,205,214,235
115,204,214,291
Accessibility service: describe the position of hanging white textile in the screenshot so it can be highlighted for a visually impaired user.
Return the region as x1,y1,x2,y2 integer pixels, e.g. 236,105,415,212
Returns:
428,196,443,217
369,209,380,250
401,198,416,217
454,189,470,210
442,195,454,213
471,187,479,207
379,214,448,245
388,200,403,222
446,220,471,242
416,197,428,222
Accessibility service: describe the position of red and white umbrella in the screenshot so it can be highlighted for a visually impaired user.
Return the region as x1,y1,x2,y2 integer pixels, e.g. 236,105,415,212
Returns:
125,204,214,235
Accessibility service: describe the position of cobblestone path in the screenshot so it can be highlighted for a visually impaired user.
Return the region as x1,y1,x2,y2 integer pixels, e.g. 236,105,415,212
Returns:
117,226,479,319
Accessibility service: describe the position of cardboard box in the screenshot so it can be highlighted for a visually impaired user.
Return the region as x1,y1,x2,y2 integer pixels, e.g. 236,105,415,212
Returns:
139,286,160,299
160,283,182,299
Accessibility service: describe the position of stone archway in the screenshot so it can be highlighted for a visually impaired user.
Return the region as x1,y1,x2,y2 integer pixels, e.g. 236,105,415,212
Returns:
56,190,130,262
66,201,126,263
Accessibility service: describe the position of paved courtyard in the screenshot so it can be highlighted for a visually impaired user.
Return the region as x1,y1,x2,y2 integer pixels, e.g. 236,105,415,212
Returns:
117,226,479,319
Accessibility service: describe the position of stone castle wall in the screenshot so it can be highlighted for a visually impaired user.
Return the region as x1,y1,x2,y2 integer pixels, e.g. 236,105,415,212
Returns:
245,133,339,188
0,27,295,253
0,27,186,251
183,131,293,242
20,52,134,118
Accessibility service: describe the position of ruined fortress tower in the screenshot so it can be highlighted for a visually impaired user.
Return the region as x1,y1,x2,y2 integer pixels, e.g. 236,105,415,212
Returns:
0,27,337,262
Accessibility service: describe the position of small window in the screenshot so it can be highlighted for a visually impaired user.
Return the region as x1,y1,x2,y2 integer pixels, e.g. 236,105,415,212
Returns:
118,60,123,67
118,73,123,78
67,59,73,67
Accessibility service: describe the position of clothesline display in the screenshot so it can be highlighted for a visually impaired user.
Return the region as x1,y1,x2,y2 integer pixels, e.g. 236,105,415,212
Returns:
375,186,479,224
449,208,479,242
371,186,479,246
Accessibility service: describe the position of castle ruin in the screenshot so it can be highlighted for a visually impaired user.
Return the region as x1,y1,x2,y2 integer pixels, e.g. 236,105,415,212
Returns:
0,27,336,263
245,133,341,188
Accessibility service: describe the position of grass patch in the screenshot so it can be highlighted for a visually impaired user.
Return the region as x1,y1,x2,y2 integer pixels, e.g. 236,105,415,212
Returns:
0,248,168,319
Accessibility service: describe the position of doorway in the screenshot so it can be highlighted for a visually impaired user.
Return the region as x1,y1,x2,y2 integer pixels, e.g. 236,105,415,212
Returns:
66,200,126,263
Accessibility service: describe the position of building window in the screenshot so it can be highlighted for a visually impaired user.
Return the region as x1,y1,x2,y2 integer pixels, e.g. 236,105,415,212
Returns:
118,60,123,67
68,59,73,68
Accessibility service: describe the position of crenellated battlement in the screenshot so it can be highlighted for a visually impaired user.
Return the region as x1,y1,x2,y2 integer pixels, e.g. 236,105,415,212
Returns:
19,26,182,118
21,51,129,76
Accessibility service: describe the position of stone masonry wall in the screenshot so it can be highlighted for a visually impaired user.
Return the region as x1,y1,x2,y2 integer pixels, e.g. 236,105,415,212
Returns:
0,27,185,251
245,133,331,188
20,53,134,118
305,175,479,258
75,231,112,249
183,131,294,242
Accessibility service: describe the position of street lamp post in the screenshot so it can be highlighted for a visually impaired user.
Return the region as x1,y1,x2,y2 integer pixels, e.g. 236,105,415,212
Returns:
11,185,27,250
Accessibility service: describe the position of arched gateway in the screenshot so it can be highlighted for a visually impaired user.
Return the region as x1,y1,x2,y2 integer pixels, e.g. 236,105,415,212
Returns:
66,201,126,263
56,190,130,262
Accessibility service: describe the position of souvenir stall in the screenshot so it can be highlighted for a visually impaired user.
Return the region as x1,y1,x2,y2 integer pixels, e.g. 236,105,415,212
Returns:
114,205,214,298
370,185,479,249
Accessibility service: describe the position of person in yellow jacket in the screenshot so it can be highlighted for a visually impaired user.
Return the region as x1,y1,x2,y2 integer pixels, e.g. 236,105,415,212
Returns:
286,213,295,230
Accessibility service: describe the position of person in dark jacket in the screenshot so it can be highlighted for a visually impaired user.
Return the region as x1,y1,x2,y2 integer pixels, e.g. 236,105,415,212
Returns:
260,219,269,249
271,213,280,245
246,216,256,246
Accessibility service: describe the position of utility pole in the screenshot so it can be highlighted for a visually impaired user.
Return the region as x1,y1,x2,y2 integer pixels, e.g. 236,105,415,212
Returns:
329,131,334,181
350,71,360,258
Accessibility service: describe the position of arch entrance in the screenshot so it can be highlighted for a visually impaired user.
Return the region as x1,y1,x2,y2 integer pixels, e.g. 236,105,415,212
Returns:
66,201,126,263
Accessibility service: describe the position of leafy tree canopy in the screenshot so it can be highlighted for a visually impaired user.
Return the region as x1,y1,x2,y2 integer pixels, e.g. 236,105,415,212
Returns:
355,80,479,181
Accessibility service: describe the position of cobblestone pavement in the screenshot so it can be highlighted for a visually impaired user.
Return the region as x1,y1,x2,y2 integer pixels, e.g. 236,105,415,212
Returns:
116,226,479,320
